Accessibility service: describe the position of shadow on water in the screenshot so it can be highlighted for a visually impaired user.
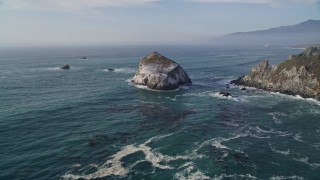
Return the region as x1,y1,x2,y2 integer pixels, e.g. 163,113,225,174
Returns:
138,103,196,130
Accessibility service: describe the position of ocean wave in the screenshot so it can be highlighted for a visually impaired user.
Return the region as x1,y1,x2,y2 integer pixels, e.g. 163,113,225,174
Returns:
36,67,61,71
127,78,182,92
194,134,245,153
209,92,239,102
233,86,320,106
270,144,290,156
174,162,210,180
284,47,306,50
213,174,258,180
269,92,320,106
63,133,200,180
293,133,304,142
269,175,304,180
216,76,236,85
33,67,83,72
293,156,320,169
193,126,281,153
166,91,211,101
105,67,136,74
133,84,181,92
252,126,288,136
268,112,289,124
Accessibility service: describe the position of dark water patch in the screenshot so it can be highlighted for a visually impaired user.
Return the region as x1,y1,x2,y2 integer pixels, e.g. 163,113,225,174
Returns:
215,103,249,129
105,105,136,114
138,103,196,131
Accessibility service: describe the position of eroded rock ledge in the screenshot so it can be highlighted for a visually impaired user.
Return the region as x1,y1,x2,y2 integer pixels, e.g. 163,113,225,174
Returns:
231,46,320,100
132,52,192,90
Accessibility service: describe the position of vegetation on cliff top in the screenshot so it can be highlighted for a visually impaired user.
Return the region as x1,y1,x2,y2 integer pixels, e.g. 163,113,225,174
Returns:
141,52,175,68
275,46,320,79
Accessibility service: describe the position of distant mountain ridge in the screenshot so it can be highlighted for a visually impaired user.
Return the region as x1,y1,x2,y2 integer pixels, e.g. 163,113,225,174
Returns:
217,19,320,46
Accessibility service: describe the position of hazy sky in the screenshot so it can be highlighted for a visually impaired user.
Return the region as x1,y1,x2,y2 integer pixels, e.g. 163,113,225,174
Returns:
0,0,319,46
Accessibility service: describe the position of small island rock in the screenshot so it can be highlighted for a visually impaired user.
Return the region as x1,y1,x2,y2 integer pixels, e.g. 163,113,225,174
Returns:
219,92,233,97
231,46,320,100
61,64,70,70
132,52,192,90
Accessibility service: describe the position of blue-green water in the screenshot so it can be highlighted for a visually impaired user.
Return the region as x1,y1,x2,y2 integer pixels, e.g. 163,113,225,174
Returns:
1,46,320,180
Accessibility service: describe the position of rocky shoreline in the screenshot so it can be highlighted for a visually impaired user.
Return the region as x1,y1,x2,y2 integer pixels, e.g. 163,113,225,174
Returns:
231,46,320,100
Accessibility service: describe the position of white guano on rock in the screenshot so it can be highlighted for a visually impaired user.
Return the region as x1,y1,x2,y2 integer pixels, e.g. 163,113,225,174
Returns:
132,52,192,90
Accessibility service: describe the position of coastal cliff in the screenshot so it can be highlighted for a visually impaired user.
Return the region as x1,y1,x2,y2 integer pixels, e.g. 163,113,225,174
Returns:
231,46,320,100
132,52,192,90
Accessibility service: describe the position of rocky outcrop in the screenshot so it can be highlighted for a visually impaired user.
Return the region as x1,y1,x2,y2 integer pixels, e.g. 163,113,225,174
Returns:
219,92,233,98
132,52,192,90
231,46,320,100
61,64,70,70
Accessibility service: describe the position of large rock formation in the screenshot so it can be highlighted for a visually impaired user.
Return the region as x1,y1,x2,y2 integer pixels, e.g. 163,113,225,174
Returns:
231,46,320,100
132,52,192,90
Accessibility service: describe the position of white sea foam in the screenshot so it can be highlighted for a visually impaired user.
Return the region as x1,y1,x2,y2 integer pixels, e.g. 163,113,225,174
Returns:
270,144,290,156
211,139,231,149
36,67,61,72
174,162,210,180
133,84,181,92
238,126,286,139
63,133,200,180
269,175,304,180
127,78,181,92
165,91,211,101
293,156,320,168
104,67,136,74
194,134,246,153
293,133,304,142
284,46,306,50
72,164,81,168
268,112,288,124
253,126,288,136
115,67,136,74
213,174,258,180
34,66,84,72
194,128,278,154
269,92,320,106
209,92,239,102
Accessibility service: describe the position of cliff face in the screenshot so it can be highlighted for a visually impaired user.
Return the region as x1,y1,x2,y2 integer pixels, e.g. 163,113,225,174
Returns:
231,46,320,100
132,52,192,90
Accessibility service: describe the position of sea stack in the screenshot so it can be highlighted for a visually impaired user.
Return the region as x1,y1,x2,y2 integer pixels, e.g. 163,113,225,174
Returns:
231,46,320,100
61,64,70,70
132,52,192,90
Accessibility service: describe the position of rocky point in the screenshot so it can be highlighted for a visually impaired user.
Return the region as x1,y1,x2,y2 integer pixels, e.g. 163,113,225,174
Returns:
231,46,320,100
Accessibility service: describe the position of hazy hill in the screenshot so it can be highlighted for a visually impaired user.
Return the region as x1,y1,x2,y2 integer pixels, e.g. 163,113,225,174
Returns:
216,19,320,46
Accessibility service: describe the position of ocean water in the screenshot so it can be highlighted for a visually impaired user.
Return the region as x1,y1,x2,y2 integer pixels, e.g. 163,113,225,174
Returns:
1,45,319,180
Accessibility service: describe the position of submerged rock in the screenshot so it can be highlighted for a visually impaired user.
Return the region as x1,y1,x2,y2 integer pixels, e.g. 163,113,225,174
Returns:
219,92,233,97
107,68,115,71
231,46,320,99
61,64,70,70
132,52,192,90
